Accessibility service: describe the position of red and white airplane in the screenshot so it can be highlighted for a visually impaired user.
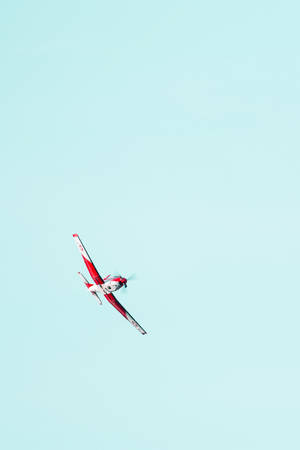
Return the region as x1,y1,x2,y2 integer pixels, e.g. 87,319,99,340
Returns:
73,234,147,335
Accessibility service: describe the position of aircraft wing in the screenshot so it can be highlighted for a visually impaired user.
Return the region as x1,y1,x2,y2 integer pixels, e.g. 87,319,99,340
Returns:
73,234,104,285
104,292,147,335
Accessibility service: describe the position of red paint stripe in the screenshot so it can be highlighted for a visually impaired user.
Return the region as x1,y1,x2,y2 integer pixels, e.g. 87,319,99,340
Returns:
104,293,128,319
83,256,104,285
104,293,147,335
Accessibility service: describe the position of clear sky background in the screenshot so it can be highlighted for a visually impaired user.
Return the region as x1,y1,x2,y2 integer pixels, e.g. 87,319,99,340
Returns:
1,1,300,449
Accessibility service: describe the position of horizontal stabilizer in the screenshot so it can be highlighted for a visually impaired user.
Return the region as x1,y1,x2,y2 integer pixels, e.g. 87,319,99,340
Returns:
78,271,92,287
77,271,102,305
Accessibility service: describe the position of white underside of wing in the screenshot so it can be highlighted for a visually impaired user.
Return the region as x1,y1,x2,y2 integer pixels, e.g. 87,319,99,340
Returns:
73,234,91,261
126,313,147,335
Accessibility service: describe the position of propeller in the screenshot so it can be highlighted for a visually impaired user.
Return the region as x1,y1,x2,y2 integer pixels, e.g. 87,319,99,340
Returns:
118,273,137,292
114,273,136,282
126,273,136,281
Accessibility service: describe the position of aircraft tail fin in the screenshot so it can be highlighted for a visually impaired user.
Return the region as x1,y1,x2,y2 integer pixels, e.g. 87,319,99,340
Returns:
78,271,93,288
77,272,102,305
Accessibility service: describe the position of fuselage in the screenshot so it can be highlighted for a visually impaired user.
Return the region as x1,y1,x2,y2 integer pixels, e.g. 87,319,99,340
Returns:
89,276,127,295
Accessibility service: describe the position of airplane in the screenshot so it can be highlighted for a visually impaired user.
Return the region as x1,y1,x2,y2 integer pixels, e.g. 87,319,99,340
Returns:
73,234,147,335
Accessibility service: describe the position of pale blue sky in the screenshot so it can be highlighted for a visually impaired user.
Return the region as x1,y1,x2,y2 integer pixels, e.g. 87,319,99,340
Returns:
1,1,300,449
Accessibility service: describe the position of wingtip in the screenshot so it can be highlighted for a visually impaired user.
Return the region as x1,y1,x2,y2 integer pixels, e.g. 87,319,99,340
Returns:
73,233,78,237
